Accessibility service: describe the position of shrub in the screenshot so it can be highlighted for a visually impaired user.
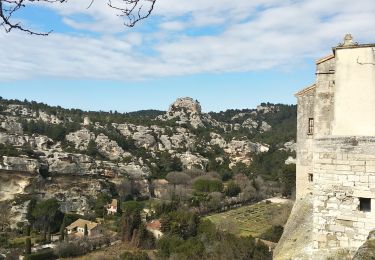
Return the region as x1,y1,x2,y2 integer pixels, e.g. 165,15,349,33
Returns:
54,239,92,258
24,249,56,260
224,181,241,197
260,225,284,243
120,251,150,260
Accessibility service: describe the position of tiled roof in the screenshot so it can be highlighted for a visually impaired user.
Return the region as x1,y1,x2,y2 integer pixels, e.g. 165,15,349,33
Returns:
146,220,162,230
66,219,98,231
109,199,117,208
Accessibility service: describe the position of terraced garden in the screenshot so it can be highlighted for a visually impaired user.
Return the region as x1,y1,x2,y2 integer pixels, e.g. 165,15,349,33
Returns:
205,200,293,238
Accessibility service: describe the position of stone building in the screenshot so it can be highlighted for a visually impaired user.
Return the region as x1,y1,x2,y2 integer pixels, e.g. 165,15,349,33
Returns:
295,34,375,255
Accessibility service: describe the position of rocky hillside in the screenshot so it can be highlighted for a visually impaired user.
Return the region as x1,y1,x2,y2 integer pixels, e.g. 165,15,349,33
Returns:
0,96,296,226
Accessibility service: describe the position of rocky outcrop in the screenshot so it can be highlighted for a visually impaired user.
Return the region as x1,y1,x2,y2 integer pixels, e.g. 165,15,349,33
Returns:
157,97,205,128
210,133,227,148
157,97,226,129
132,131,157,149
66,128,95,150
285,156,296,165
0,116,23,134
0,132,54,151
0,171,35,201
38,111,63,124
95,133,129,160
283,140,296,152
274,195,315,260
47,152,95,175
353,231,375,260
225,139,269,166
0,156,40,174
5,104,35,117
242,118,258,129
260,121,272,132
177,152,209,170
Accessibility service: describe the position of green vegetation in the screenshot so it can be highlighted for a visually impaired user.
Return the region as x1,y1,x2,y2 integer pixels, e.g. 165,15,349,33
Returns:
160,210,199,239
22,119,80,142
157,218,271,260
24,249,56,260
94,193,111,218
0,143,21,158
225,181,241,197
121,251,150,260
260,225,284,243
193,178,223,193
149,151,183,179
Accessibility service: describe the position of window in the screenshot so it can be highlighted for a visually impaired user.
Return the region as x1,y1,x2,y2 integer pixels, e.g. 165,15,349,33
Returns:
308,118,314,135
359,198,371,212
308,173,313,182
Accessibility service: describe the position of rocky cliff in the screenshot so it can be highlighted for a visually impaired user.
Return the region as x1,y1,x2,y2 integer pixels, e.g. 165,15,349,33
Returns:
0,97,296,227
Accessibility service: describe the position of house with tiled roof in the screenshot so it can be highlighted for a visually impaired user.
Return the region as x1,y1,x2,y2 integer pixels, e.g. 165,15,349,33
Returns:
105,199,118,215
146,219,163,239
66,219,102,237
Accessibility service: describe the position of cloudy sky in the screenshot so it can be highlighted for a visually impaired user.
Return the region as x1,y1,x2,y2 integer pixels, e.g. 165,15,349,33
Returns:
0,0,374,112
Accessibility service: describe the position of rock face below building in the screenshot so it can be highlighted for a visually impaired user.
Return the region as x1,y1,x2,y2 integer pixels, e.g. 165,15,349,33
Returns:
274,195,314,260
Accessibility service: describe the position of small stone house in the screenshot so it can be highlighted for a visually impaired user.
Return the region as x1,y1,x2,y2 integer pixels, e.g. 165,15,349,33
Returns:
146,219,163,239
66,219,101,237
295,34,375,255
105,199,118,215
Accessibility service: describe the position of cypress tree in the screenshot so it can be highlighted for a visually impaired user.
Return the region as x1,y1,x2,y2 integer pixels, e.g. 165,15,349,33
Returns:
84,224,88,236
25,237,31,255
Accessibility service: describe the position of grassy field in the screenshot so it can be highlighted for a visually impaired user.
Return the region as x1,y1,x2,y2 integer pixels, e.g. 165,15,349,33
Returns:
205,200,292,238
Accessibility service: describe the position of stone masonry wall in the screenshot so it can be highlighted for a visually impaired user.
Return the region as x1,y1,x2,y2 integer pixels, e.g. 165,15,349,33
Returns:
314,57,335,138
313,136,375,254
296,90,315,199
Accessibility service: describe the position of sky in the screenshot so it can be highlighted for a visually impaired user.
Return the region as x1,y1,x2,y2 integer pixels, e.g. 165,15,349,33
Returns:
0,0,374,113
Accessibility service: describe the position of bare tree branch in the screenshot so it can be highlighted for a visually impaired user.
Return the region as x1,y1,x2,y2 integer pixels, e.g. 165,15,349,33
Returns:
0,0,156,35
108,0,156,27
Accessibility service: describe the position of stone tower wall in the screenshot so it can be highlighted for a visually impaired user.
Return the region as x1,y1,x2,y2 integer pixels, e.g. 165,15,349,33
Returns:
313,137,375,252
314,58,335,138
296,89,315,199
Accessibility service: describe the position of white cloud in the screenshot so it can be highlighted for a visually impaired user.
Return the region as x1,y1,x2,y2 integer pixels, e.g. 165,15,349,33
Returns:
1,0,375,82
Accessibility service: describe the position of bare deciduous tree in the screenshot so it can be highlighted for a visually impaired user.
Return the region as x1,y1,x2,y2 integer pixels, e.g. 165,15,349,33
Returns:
0,0,156,35
166,171,191,188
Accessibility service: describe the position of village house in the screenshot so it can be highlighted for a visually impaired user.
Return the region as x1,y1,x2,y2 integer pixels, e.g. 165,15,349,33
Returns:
105,199,118,215
146,219,163,239
66,219,102,237
295,34,375,255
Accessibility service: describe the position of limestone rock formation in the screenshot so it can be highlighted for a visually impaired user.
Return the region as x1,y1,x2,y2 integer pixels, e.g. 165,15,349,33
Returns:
66,129,95,150
177,152,209,170
260,121,272,132
0,156,40,174
0,97,295,227
225,139,269,166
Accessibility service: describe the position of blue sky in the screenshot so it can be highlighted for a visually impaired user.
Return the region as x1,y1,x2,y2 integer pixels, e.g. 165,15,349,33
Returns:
0,0,374,112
